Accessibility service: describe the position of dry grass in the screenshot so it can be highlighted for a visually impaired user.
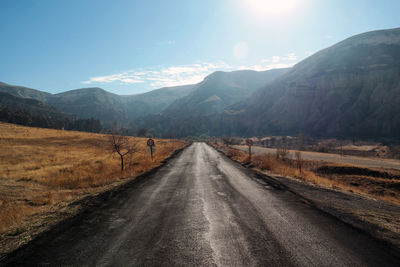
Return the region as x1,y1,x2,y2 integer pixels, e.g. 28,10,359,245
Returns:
221,144,400,205
0,122,186,251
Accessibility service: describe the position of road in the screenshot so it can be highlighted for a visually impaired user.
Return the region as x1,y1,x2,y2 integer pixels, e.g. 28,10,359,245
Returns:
2,143,399,266
234,145,400,170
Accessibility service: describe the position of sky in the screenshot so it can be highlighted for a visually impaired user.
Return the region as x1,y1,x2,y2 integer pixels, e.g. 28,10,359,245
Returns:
0,0,399,95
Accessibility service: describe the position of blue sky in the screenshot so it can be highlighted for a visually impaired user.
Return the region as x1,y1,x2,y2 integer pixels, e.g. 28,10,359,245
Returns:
1,0,399,95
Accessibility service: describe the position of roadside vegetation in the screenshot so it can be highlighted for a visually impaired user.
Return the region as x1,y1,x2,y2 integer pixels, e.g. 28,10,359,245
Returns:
0,122,186,256
212,143,400,205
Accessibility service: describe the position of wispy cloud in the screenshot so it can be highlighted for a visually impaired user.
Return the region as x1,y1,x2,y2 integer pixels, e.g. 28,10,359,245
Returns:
237,62,296,71
246,53,298,71
83,73,145,84
83,62,233,88
82,54,298,89
157,40,176,45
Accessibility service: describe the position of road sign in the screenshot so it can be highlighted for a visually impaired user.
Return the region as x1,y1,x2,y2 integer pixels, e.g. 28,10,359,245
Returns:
246,139,253,146
246,139,253,159
147,138,155,160
147,138,155,147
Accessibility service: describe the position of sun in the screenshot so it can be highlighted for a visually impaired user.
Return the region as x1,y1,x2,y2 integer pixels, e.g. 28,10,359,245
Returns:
243,0,302,19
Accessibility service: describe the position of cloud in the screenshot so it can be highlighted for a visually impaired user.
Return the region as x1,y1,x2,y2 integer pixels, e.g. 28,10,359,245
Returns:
285,53,297,60
271,56,280,63
262,53,297,63
82,62,233,88
82,54,298,89
237,62,296,71
157,40,176,45
82,73,144,84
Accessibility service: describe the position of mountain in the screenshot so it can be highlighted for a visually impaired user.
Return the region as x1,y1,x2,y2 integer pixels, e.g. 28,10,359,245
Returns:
46,87,127,126
0,91,102,132
0,82,51,101
133,69,289,136
122,84,196,119
136,28,400,139
227,28,400,139
0,82,196,127
4,28,399,139
163,69,289,118
0,68,284,128
0,91,63,118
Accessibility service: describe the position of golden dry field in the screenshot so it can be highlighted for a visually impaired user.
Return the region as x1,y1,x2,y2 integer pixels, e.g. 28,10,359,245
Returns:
0,122,187,255
214,143,400,205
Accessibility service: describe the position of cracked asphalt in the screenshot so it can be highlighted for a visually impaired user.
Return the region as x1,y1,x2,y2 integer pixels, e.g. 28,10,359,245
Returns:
2,142,400,266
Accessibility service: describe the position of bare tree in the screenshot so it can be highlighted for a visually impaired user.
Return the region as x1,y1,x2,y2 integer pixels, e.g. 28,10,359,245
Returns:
110,131,137,172
297,131,304,150
276,147,289,161
295,151,303,173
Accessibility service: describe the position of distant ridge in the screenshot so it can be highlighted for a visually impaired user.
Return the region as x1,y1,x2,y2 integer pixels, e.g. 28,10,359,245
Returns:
0,82,197,126
162,69,289,118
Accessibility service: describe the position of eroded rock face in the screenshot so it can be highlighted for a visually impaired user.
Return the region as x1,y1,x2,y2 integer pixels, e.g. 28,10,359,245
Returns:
238,28,400,139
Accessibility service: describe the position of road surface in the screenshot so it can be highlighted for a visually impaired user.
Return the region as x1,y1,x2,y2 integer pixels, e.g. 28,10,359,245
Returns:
234,145,400,170
2,143,399,266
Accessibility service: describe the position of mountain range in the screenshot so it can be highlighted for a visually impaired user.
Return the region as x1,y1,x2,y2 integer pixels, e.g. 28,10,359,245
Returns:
0,68,285,127
1,27,400,140
0,82,197,127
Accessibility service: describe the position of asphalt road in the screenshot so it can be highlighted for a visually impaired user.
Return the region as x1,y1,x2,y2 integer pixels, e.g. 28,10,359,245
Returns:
2,143,400,266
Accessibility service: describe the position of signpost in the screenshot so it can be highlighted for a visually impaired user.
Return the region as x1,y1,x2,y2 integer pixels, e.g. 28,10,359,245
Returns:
147,138,155,160
246,139,253,159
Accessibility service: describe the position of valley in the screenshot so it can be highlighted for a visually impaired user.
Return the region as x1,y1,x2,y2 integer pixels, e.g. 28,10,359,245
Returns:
1,6,400,264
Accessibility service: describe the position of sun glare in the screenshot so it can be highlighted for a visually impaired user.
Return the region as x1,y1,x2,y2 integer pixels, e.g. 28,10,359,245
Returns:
243,0,303,20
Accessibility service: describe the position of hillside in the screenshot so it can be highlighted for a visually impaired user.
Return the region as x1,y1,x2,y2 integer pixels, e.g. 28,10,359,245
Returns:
163,69,288,118
122,84,197,120
46,88,127,126
231,28,400,139
0,92,102,132
0,92,63,118
0,82,51,101
0,83,196,127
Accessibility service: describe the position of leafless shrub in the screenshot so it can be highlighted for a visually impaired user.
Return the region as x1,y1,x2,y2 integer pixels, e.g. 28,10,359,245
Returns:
221,136,242,146
295,151,303,173
276,147,289,161
110,131,138,171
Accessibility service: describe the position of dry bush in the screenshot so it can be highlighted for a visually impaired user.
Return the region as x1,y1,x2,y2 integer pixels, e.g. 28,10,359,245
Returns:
227,148,249,162
295,151,303,173
252,154,274,170
0,200,32,234
276,148,289,161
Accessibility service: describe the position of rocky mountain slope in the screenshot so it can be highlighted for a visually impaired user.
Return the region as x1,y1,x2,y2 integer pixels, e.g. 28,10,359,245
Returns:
231,28,400,139
163,69,289,118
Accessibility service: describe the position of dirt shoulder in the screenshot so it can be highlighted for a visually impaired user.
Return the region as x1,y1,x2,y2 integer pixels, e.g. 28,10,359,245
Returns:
234,145,400,170
215,145,400,250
